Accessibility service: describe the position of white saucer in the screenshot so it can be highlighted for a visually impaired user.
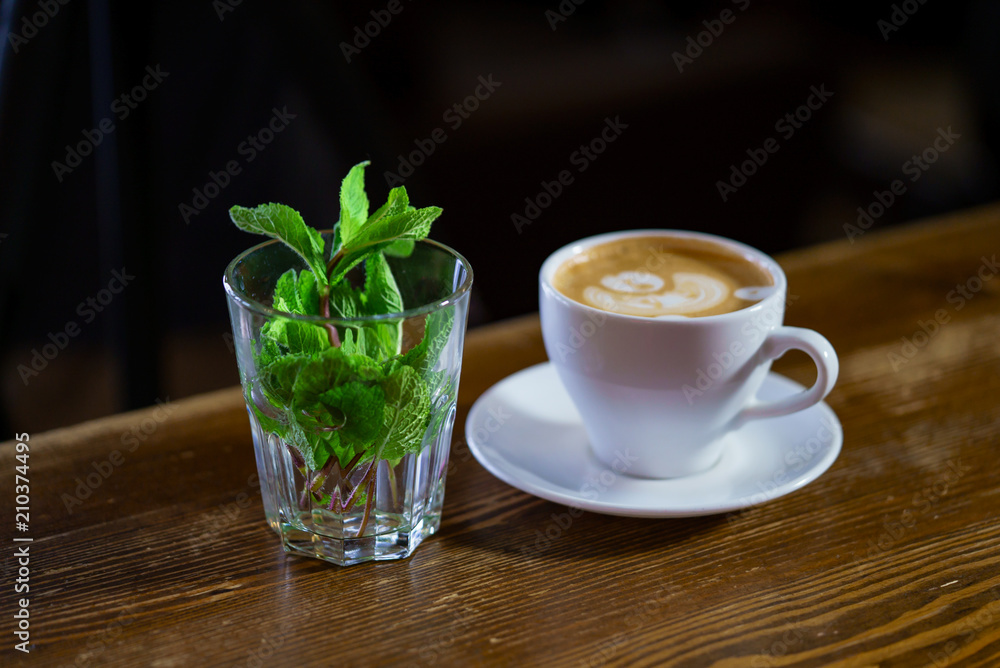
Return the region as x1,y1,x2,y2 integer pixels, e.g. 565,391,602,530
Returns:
465,362,842,518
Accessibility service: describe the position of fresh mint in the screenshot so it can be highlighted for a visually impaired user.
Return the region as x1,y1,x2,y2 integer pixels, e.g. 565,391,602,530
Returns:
362,252,404,356
230,204,328,287
336,161,371,242
230,161,449,536
377,365,431,461
327,183,442,286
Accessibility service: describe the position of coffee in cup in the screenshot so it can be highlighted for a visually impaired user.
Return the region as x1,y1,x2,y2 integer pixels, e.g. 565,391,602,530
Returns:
551,235,775,318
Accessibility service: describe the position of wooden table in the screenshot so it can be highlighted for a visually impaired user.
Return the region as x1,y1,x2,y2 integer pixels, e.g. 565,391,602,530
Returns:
4,205,1000,667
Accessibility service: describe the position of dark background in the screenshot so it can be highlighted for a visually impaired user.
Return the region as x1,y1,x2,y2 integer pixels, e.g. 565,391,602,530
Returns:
1,0,998,433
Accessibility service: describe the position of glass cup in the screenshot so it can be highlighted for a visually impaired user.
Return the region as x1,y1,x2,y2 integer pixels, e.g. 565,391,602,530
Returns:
224,235,472,566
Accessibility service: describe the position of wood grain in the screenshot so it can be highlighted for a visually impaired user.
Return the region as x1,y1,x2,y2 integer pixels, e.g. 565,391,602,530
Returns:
3,204,1000,667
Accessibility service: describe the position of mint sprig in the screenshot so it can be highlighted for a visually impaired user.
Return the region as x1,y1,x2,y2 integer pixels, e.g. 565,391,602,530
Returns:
327,185,442,286
229,161,451,539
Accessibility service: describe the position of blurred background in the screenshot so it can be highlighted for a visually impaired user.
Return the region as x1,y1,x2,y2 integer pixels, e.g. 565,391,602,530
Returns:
1,0,998,433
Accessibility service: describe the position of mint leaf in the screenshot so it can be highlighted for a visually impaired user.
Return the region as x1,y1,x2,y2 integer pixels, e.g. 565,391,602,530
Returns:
251,400,284,437
358,187,410,242
294,270,321,316
340,326,400,361
361,252,404,357
338,161,370,244
317,382,384,444
287,419,330,472
258,348,388,470
256,335,283,368
292,349,385,468
362,253,403,314
425,373,458,443
272,269,299,312
329,198,441,285
258,354,310,408
377,365,431,460
341,328,373,357
291,348,383,410
383,239,415,258
327,280,363,319
272,269,322,316
396,309,454,376
264,318,329,355
229,204,328,286
332,185,407,261
331,224,343,260
262,271,330,356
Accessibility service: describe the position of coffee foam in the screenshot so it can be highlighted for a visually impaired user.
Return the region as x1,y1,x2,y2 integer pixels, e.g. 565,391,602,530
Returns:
583,271,730,316
552,235,774,318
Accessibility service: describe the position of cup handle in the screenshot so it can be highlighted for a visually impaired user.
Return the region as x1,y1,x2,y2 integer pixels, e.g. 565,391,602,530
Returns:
732,326,839,428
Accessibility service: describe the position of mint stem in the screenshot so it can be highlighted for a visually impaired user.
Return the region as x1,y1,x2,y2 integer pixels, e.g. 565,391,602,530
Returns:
326,249,344,276
329,486,343,513
387,464,398,508
317,246,347,348
298,474,313,509
286,443,305,469
357,467,377,539
341,459,376,512
343,450,366,475
324,450,366,510
311,456,340,494
318,289,342,348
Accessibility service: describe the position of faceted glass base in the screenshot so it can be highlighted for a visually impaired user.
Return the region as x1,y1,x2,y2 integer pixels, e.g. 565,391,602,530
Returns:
276,515,439,566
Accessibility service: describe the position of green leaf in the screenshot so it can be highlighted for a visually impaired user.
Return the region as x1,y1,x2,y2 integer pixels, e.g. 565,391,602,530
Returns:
258,354,310,408
338,161,370,244
291,349,385,467
272,269,299,313
256,336,282,368
294,270,321,316
250,400,284,437
377,365,432,460
341,327,384,358
360,252,404,358
329,202,441,285
327,280,363,319
288,419,331,472
271,269,321,317
317,382,385,443
362,187,410,239
257,348,388,471
331,222,344,259
261,279,329,356
229,204,328,286
383,239,415,258
266,318,329,355
395,309,454,376
425,373,458,444
362,253,403,315
291,348,384,411
340,328,367,357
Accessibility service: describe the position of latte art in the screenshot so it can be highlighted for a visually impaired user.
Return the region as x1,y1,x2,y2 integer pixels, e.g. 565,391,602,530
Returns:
552,235,774,318
585,272,729,316
599,271,664,293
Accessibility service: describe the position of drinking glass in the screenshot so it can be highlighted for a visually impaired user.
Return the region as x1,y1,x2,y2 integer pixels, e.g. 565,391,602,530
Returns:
224,235,472,566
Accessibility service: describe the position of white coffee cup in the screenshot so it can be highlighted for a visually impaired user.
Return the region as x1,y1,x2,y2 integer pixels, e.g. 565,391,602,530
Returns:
539,230,839,479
